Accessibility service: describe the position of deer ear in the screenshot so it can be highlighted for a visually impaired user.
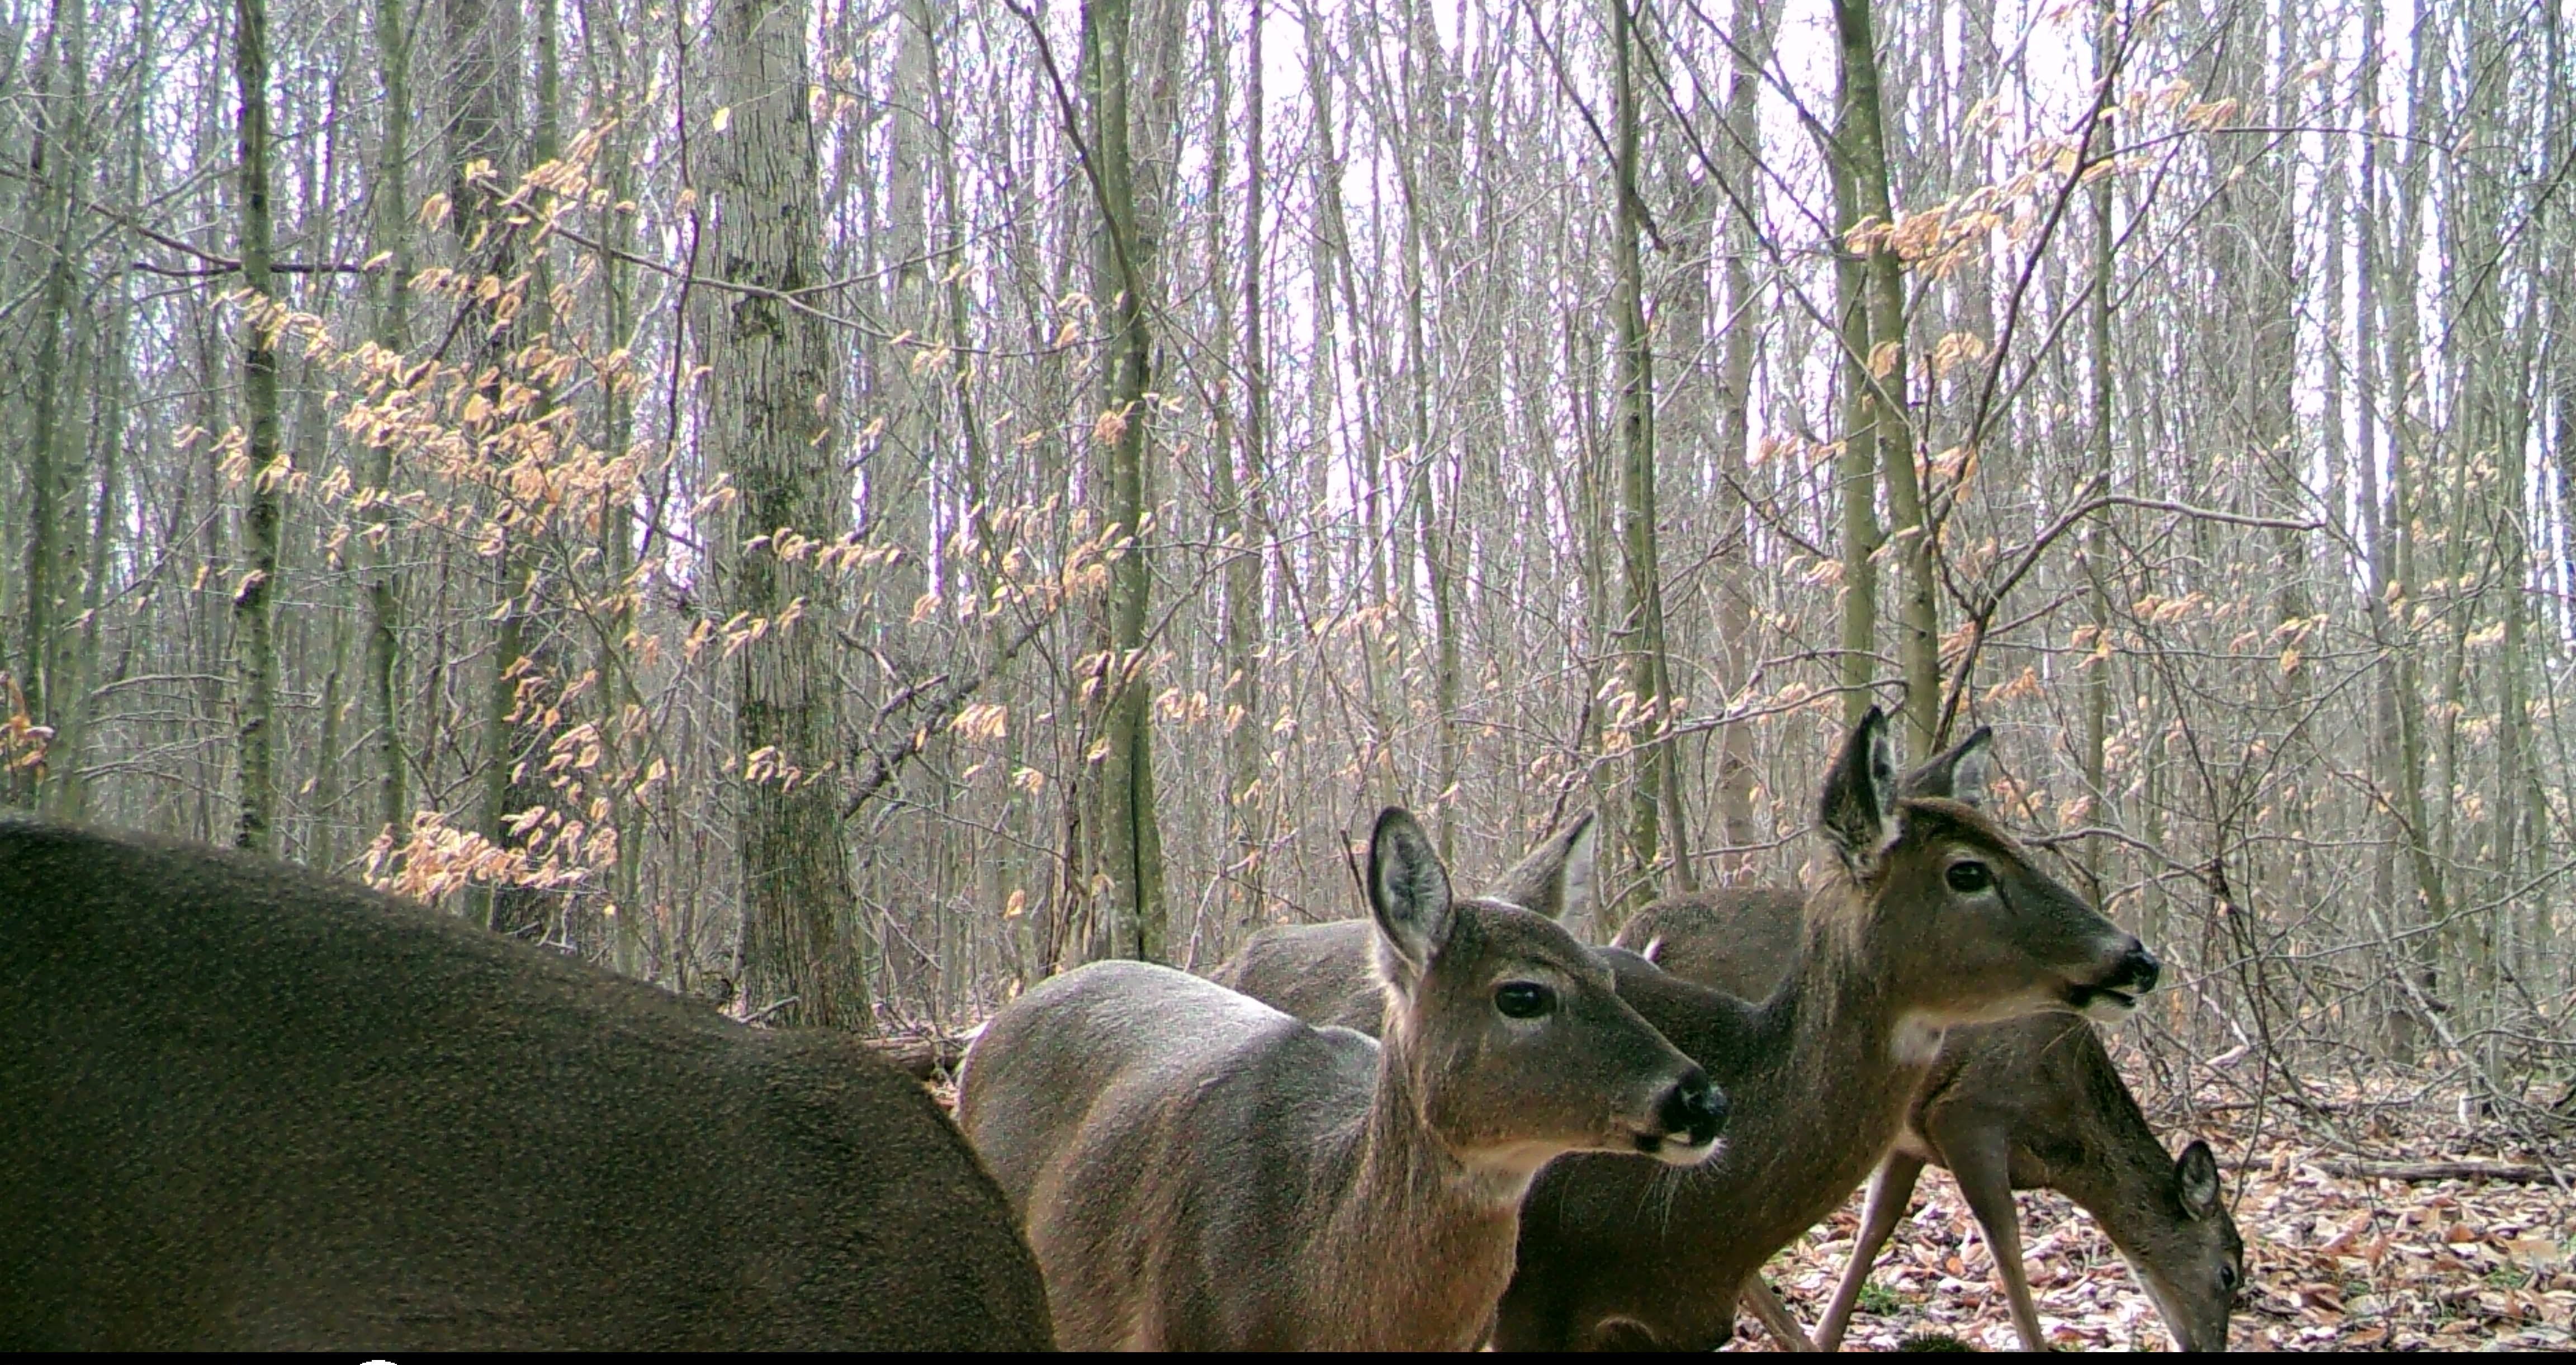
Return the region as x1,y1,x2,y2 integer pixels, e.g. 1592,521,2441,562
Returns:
1486,810,1598,930
1367,807,1454,974
2176,1140,2222,1220
1819,707,1901,874
1905,726,1995,808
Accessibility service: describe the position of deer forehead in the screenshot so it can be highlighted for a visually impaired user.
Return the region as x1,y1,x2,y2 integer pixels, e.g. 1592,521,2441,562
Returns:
1428,900,1612,988
1889,801,2042,875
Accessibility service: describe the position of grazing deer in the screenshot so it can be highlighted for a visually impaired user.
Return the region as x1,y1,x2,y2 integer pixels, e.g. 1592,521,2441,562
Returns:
955,808,1725,1350
1625,889,2242,1352
1491,709,2163,1349
0,817,1053,1351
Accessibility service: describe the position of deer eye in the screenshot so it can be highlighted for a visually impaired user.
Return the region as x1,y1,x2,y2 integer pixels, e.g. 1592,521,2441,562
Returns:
2219,1264,2239,1294
1494,982,1556,1019
1945,860,1993,893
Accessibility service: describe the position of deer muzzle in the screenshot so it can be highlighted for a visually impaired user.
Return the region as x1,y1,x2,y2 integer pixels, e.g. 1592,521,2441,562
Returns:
1635,1068,1728,1166
2068,938,2162,1019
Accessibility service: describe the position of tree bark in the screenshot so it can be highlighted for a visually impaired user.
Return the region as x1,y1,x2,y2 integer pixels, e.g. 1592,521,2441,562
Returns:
366,0,412,841
1082,0,1168,963
1834,0,1938,753
711,0,866,1027
1609,0,1681,912
14,0,86,811
231,0,283,854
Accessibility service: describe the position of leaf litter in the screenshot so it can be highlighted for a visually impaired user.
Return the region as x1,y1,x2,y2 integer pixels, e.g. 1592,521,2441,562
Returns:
1746,1081,2574,1352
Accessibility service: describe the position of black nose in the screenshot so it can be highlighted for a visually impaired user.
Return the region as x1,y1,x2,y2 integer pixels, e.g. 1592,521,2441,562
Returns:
2114,941,2162,994
1660,1068,1729,1146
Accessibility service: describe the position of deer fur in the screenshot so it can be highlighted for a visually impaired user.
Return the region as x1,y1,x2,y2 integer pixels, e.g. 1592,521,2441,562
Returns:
1491,709,2162,1349
1626,889,2243,1352
0,816,1053,1351
1209,809,1599,1032
956,807,1722,1350
1206,712,2162,1350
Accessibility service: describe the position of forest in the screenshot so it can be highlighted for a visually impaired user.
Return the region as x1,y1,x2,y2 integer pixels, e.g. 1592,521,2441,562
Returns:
3,0,2573,1348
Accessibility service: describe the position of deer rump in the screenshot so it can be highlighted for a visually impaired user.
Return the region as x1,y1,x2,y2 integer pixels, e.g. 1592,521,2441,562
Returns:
0,816,1052,1352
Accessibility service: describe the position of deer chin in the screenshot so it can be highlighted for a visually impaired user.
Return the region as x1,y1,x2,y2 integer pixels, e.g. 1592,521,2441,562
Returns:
1458,1139,1573,1205
1630,1125,1724,1168
2067,982,2141,1021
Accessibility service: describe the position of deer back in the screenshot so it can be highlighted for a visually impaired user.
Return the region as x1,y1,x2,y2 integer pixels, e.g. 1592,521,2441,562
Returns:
0,816,1052,1351
1204,918,1384,1031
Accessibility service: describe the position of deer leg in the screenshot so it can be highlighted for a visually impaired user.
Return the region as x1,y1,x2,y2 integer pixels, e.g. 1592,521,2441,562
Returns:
1949,1138,2045,1351
1741,1274,1816,1352
1815,1150,1926,1352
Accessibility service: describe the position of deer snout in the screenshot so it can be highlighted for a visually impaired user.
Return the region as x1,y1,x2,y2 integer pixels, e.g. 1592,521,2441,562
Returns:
2068,937,2162,1020
2114,941,2163,994
1637,1068,1727,1166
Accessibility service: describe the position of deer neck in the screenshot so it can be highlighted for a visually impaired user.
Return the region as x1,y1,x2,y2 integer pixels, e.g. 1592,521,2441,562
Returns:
1710,903,1939,1266
2041,1079,2182,1257
1308,1034,1523,1351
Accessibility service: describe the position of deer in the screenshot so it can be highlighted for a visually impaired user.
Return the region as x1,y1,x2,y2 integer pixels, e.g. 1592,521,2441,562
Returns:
0,815,1054,1352
953,807,1727,1350
1493,709,2164,1349
1209,710,2162,1349
1623,888,2242,1351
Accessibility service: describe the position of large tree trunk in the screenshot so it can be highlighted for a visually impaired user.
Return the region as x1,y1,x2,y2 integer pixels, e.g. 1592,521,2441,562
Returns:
439,0,532,927
1209,0,1268,927
1710,0,1778,874
711,0,866,1027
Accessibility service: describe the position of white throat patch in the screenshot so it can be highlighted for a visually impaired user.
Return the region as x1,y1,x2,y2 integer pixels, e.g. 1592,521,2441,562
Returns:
1891,1012,1947,1066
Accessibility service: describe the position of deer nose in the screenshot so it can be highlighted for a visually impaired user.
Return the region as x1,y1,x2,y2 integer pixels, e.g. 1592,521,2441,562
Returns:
2112,941,2162,994
1660,1068,1729,1147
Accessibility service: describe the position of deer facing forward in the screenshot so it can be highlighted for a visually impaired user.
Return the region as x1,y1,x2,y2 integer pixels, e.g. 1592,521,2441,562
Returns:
956,807,1725,1350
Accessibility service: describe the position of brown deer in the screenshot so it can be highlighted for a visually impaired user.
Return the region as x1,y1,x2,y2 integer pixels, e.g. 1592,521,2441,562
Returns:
1204,710,2163,1350
0,816,1053,1351
1623,890,2242,1351
1491,708,2162,1349
954,807,1725,1350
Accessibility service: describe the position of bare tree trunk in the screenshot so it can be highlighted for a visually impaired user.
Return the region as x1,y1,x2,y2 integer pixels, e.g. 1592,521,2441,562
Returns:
1834,0,1937,753
1710,0,1777,873
231,0,282,854
1210,0,1267,926
14,0,84,811
366,0,411,842
1083,0,1168,963
711,0,865,1027
1609,0,1680,913
2080,0,2116,887
1830,106,1880,729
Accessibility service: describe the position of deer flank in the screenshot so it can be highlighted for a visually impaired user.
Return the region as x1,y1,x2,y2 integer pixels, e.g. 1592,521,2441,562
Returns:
0,816,1054,1351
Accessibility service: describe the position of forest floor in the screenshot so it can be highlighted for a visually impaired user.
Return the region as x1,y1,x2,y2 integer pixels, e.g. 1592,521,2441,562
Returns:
1757,1079,2576,1352
918,1059,2570,1351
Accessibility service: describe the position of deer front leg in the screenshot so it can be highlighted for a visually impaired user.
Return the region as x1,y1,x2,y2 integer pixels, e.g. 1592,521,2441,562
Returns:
1815,1150,1927,1351
1949,1137,2045,1351
1741,1274,1816,1351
